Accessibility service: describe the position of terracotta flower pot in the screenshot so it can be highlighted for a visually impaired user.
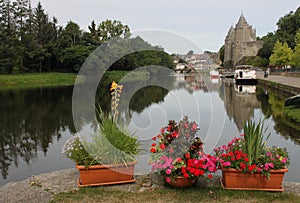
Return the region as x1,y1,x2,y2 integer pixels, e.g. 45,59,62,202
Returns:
76,161,136,187
221,168,288,191
167,176,196,187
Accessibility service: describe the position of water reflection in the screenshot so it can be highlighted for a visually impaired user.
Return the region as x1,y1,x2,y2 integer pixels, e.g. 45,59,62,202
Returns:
0,87,75,180
0,72,299,184
220,82,260,131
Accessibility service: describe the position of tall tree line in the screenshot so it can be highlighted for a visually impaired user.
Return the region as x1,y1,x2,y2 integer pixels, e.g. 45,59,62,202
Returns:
0,1,174,74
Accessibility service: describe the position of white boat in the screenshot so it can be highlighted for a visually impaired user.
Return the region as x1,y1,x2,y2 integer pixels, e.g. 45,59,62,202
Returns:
234,65,257,85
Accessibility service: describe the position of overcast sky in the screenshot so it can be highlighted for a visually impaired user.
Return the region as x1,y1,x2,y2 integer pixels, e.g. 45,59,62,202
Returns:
31,0,299,53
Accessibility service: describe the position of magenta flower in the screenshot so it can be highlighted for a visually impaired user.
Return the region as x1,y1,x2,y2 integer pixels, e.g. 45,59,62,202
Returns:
222,161,231,167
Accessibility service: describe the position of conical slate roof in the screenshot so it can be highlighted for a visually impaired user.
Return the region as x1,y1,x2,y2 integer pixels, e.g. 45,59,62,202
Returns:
236,13,248,28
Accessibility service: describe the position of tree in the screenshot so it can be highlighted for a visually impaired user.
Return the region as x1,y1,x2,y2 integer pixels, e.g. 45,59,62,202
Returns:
290,29,300,67
59,21,82,48
97,19,130,42
258,32,278,60
219,45,225,66
29,2,58,72
0,0,18,74
276,7,300,49
269,40,293,66
187,50,194,55
12,0,32,72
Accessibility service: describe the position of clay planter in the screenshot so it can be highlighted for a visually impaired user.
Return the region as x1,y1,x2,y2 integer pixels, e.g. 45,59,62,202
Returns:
76,161,136,187
167,176,196,188
221,168,288,192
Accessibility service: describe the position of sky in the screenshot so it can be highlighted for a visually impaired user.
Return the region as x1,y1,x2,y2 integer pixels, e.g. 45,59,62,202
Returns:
31,0,299,53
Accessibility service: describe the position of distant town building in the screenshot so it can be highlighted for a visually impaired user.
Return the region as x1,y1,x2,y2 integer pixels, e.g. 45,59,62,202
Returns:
224,14,263,68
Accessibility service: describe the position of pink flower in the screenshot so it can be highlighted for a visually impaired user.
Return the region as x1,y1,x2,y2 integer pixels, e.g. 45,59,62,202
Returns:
222,161,231,167
281,158,287,164
166,177,171,183
268,163,274,168
264,164,269,171
166,169,172,174
266,152,272,157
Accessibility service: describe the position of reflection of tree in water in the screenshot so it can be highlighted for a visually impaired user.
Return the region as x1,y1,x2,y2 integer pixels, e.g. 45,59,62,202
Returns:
0,87,75,179
256,85,300,145
219,81,260,131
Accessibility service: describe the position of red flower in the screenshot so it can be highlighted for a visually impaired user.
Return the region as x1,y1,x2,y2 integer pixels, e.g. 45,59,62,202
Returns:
152,136,156,141
248,164,257,172
151,143,156,147
150,148,156,153
185,153,190,159
183,173,189,178
181,166,186,174
239,162,246,170
236,154,241,160
244,157,249,162
172,131,178,138
191,123,198,131
167,125,172,132
160,144,166,150
160,128,165,133
207,174,213,179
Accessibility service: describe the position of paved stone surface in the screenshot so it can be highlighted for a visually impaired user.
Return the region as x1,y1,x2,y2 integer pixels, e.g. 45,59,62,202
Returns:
0,168,299,203
0,169,79,203
257,74,300,89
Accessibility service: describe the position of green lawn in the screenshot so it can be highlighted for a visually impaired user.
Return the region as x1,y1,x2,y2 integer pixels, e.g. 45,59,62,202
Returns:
51,183,300,203
0,72,83,89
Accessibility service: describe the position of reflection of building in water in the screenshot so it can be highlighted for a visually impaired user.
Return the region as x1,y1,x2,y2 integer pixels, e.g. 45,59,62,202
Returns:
173,73,207,92
220,82,260,131
234,85,256,94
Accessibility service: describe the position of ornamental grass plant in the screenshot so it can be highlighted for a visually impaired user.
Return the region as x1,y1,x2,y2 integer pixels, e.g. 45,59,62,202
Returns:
214,119,289,178
62,81,140,167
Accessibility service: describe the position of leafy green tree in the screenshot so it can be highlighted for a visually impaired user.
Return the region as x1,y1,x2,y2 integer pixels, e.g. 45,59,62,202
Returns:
61,45,94,72
269,40,293,66
276,7,300,49
59,21,82,48
258,32,278,60
187,50,194,55
97,19,130,42
219,45,224,66
290,29,300,67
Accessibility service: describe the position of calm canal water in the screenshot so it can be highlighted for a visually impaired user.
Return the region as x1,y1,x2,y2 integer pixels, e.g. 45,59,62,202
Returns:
0,72,299,186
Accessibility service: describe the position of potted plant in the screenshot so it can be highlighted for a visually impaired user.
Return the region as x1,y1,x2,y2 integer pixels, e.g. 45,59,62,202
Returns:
149,116,217,187
62,81,141,186
214,120,290,191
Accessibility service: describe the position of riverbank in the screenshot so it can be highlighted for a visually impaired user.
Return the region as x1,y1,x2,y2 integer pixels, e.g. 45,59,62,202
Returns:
0,169,300,203
257,74,300,96
0,73,83,90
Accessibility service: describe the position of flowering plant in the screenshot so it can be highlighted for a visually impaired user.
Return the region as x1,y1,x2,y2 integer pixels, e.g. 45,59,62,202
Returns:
149,116,217,183
214,120,289,178
62,81,140,167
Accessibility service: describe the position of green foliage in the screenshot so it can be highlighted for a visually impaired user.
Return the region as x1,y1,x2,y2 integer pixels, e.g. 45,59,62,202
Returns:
242,120,270,166
89,109,140,165
257,32,278,60
284,106,300,123
269,40,293,66
276,7,300,49
290,29,300,67
219,45,225,66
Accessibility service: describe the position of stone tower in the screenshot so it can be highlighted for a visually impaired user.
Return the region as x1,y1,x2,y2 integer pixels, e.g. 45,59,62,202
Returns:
224,14,263,68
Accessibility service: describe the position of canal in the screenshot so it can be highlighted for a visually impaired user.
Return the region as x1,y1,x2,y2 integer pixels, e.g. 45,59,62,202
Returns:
0,72,299,186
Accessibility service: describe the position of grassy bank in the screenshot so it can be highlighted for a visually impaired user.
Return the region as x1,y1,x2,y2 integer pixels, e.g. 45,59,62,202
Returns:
51,183,300,203
0,72,83,89
0,70,149,90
